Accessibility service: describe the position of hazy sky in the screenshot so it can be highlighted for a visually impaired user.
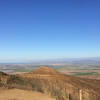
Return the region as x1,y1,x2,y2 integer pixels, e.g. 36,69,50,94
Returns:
0,0,100,62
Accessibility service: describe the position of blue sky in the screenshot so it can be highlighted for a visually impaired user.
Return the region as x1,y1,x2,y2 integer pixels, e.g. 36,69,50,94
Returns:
0,0,100,62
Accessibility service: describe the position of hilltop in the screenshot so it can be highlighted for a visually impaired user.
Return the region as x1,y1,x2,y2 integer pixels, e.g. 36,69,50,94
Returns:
28,66,60,75
0,67,100,100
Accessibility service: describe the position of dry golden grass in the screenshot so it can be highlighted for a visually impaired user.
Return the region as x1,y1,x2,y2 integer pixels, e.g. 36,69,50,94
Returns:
0,89,55,100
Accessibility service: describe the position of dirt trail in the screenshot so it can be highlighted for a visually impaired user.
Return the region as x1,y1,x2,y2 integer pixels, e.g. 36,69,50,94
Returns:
0,89,55,100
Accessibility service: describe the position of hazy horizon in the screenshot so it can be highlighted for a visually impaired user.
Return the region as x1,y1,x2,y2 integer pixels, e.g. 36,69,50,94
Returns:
0,57,100,63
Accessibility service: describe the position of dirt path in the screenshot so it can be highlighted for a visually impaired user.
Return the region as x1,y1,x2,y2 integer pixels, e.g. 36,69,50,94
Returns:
0,89,55,100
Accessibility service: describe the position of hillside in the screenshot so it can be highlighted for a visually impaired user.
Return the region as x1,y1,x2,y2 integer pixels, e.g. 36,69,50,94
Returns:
0,89,55,100
0,66,100,100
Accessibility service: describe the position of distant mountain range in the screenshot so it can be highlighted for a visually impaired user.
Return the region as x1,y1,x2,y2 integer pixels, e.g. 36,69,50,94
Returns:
0,57,100,64
31,57,100,65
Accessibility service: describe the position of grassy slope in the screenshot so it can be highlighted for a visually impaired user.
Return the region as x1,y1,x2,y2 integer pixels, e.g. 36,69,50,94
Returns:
0,89,55,100
0,67,100,100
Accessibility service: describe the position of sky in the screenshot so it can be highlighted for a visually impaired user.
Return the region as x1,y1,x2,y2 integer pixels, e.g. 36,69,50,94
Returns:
0,0,100,62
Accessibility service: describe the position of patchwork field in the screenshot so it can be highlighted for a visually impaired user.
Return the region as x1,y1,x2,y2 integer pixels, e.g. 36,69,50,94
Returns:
59,69,100,80
0,64,100,80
